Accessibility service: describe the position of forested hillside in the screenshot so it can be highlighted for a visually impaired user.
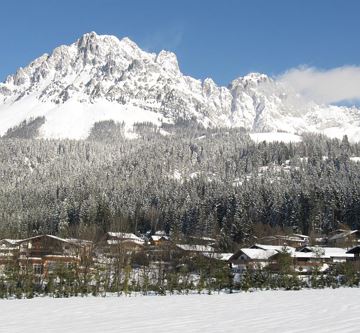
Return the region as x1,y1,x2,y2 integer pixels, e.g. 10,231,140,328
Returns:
1,122,360,251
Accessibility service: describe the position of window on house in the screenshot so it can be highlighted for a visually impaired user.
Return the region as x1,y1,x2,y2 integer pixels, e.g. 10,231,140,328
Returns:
47,261,56,272
33,264,43,275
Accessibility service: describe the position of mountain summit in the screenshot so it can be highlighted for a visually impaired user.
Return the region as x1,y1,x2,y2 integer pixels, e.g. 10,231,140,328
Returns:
1,32,360,140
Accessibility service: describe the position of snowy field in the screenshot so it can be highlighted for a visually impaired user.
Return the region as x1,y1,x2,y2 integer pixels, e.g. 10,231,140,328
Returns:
249,132,302,143
1,288,360,333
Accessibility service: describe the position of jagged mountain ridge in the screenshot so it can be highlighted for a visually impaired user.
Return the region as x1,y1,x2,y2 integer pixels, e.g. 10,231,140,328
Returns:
1,31,360,140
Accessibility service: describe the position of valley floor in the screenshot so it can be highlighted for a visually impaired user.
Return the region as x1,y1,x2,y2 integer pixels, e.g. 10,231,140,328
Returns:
1,288,360,332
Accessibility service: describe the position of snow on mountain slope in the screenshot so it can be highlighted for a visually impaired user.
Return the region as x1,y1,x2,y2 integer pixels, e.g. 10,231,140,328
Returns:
1,31,360,141
0,94,164,139
249,132,302,143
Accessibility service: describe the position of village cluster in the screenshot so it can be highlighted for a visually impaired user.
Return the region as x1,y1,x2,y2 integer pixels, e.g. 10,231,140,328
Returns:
1,229,360,281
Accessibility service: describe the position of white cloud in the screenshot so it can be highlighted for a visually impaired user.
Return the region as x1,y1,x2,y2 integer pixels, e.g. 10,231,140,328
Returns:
278,66,360,105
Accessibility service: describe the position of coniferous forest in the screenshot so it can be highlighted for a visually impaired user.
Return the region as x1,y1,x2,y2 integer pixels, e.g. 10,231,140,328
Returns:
1,121,360,250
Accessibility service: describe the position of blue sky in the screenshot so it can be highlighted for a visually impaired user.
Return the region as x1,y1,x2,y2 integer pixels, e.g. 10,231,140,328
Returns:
1,0,360,89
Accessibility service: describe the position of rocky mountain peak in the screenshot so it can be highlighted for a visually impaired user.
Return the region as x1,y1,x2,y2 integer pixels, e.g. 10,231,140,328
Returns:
0,32,360,141
155,50,180,75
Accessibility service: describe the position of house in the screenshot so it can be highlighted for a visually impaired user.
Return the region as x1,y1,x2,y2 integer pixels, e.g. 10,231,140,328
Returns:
259,234,309,247
106,232,145,245
292,234,310,245
230,244,305,272
147,232,174,262
291,251,327,272
172,243,216,262
327,230,360,247
229,248,277,271
298,246,354,263
149,233,170,246
346,246,360,260
17,235,92,276
102,232,145,257
268,250,328,273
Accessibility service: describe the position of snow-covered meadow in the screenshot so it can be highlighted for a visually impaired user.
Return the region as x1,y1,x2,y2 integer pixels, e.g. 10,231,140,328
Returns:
1,288,360,332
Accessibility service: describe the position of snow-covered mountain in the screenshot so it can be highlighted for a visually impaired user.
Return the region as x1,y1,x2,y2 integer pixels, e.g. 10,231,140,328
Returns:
1,31,360,141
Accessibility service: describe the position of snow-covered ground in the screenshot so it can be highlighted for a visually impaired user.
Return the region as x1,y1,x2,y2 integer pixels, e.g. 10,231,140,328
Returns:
250,132,302,143
1,288,360,332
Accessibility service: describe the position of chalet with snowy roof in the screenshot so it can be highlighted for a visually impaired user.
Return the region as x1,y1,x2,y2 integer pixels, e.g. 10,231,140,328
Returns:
17,235,92,276
268,250,327,273
298,246,353,263
230,245,299,272
102,232,145,256
149,233,170,246
106,232,145,244
229,248,277,270
146,232,175,262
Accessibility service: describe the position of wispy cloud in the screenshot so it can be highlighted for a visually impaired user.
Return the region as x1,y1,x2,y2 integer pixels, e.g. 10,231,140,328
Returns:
278,66,360,105
142,24,184,52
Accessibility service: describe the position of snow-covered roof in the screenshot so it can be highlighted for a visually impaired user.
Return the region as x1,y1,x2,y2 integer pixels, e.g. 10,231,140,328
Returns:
239,248,277,260
19,234,79,246
154,231,167,237
276,235,308,242
292,252,324,259
0,239,22,246
176,244,214,253
292,234,310,240
260,236,277,241
189,236,216,242
107,232,144,243
299,246,354,258
18,235,90,247
328,230,358,241
65,238,93,246
107,239,144,246
203,253,233,261
259,234,309,244
107,232,137,239
151,236,162,242
251,244,296,253
43,254,80,260
150,235,169,242
23,257,42,261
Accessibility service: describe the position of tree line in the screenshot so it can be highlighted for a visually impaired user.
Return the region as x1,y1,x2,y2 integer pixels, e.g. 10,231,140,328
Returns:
1,121,360,251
